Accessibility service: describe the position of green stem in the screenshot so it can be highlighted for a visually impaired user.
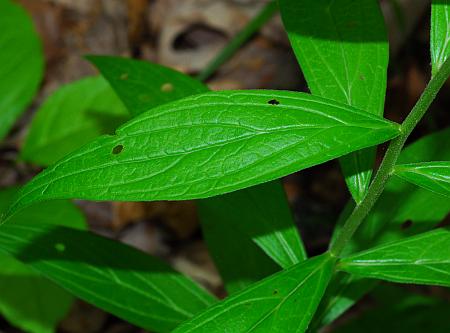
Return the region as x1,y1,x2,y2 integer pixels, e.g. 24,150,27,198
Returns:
196,1,278,82
330,56,450,257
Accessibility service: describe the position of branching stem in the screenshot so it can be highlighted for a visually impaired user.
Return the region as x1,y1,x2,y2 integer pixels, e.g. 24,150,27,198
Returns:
330,57,450,257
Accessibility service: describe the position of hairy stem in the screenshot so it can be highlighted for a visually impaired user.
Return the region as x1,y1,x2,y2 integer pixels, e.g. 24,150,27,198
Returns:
196,1,278,82
330,56,450,257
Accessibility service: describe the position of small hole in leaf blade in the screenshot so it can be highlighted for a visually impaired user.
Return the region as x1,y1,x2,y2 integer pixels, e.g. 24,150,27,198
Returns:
112,144,124,155
401,220,413,230
268,99,280,105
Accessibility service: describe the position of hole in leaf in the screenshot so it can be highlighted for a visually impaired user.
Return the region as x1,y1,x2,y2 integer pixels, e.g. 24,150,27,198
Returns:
401,220,413,230
161,83,173,92
55,243,66,252
120,73,129,80
272,289,279,295
112,144,124,155
268,99,280,105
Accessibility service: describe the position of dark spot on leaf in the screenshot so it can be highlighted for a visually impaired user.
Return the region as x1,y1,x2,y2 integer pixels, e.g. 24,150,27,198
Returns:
161,83,173,92
55,243,66,252
268,99,280,105
401,220,413,230
120,73,129,80
112,144,124,155
272,289,279,295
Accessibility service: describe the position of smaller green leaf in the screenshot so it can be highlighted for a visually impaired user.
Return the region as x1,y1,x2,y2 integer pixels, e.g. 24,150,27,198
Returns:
394,162,450,198
309,273,377,331
0,0,44,141
5,90,400,220
279,0,389,203
431,0,450,76
333,284,450,333
174,253,335,333
0,253,73,333
0,222,216,333
86,55,208,116
339,228,450,287
200,194,280,294
21,76,129,166
201,180,306,269
0,188,86,333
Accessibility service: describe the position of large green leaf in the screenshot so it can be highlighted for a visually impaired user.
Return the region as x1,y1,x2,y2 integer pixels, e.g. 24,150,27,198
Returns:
315,128,450,330
333,284,450,333
21,76,129,166
0,0,44,141
340,228,450,287
90,56,303,294
86,56,208,116
431,0,450,76
174,253,335,333
200,181,306,269
0,188,86,333
5,90,400,219
0,221,216,333
279,0,389,203
200,196,279,294
394,161,450,198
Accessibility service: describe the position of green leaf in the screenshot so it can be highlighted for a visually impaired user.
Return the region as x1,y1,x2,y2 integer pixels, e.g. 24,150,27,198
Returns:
0,0,44,141
174,253,335,333
2,188,214,333
0,188,85,333
333,284,450,333
200,181,306,269
394,161,450,198
279,0,389,203
5,90,400,219
308,273,377,331
0,189,86,230
21,76,130,166
431,0,450,76
0,222,216,333
319,128,450,330
200,193,279,294
199,181,306,294
91,56,302,293
86,55,208,116
0,253,72,333
340,228,450,287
